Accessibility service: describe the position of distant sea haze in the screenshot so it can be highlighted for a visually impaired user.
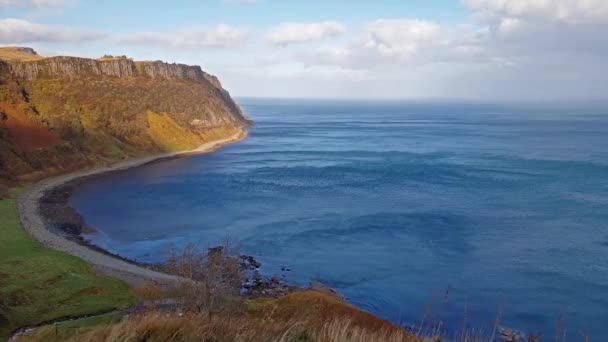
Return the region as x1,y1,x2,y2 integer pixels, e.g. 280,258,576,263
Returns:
70,99,608,336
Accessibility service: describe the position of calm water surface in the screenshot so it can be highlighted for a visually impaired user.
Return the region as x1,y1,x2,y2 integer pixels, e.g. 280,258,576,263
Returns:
70,99,608,335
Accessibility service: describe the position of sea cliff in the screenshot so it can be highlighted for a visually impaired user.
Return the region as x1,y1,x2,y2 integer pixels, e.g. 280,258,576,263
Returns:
7,55,224,89
0,47,249,186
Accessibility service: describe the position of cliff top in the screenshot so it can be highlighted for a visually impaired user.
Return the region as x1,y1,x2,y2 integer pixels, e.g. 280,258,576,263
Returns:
0,47,45,62
0,47,225,90
0,48,130,63
0,47,196,66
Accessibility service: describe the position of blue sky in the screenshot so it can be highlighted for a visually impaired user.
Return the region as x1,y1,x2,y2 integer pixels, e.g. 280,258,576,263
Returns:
1,0,607,100
9,1,468,28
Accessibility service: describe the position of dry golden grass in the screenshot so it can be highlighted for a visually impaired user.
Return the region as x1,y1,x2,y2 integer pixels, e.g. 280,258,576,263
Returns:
97,57,128,62
0,47,45,62
147,111,204,152
16,288,420,342
248,291,399,334
132,283,166,302
22,312,419,342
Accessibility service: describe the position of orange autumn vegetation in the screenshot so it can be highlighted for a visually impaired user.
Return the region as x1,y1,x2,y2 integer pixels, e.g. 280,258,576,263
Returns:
20,291,419,342
0,101,63,150
0,47,249,184
248,291,399,333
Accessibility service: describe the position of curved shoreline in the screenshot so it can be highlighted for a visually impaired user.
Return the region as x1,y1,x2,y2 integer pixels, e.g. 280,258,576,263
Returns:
17,129,248,287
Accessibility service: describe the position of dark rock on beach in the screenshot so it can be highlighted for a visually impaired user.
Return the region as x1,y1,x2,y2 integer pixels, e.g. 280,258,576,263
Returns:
240,255,262,270
243,270,298,299
39,184,92,237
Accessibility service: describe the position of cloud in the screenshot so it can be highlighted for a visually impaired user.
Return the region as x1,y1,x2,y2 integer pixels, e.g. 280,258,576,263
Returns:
0,18,246,50
362,19,441,58
0,0,76,9
0,18,103,44
464,0,608,24
266,21,346,46
0,1,605,100
281,4,608,100
295,19,442,69
114,24,248,49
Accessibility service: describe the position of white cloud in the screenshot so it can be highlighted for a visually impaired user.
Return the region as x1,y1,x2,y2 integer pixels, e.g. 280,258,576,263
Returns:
114,24,248,49
0,0,76,8
362,19,441,58
300,47,352,66
294,19,443,69
279,5,608,100
266,21,346,46
0,18,103,44
0,18,246,50
464,0,608,23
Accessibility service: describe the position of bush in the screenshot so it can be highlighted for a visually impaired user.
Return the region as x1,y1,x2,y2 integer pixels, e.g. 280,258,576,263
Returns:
166,242,244,315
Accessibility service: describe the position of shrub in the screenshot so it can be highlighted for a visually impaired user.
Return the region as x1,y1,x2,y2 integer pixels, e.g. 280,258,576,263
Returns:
166,242,244,316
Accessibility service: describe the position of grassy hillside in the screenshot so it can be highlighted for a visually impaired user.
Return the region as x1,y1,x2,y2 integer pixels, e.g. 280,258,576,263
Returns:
0,101,94,191
17,291,417,342
0,47,249,185
0,190,134,340
0,47,44,62
147,111,206,152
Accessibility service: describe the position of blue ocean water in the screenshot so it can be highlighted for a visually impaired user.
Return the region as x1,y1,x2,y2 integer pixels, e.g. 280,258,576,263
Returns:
70,99,608,336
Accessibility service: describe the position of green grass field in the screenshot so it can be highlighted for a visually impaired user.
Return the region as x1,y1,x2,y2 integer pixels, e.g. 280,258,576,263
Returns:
0,189,134,341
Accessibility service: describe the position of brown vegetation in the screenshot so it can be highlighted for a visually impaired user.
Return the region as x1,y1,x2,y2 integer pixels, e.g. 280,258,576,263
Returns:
166,243,245,315
34,312,419,342
0,101,64,150
92,242,417,342
0,47,249,184
0,47,44,62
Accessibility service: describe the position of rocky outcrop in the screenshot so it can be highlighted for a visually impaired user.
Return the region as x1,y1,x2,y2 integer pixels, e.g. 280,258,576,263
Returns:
8,57,137,80
10,47,38,57
8,56,226,91
136,61,223,87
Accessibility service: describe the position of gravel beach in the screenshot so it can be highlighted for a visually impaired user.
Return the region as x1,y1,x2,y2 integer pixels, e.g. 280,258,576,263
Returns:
16,129,248,287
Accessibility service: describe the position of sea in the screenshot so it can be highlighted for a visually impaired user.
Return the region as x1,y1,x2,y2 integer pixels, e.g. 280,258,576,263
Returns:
70,98,608,336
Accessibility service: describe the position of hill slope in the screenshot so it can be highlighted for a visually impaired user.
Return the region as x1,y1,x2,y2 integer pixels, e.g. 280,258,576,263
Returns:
0,47,249,185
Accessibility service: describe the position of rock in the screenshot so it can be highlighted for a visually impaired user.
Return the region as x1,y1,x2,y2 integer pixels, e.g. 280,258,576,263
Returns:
240,255,262,270
15,47,38,56
242,269,300,299
252,270,262,283
6,55,225,91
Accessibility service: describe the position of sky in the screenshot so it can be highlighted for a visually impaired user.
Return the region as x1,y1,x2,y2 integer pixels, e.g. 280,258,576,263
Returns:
0,0,607,101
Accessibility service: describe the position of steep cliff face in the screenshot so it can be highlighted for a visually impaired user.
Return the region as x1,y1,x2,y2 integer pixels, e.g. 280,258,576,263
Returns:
9,57,137,80
0,47,249,183
9,56,226,90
